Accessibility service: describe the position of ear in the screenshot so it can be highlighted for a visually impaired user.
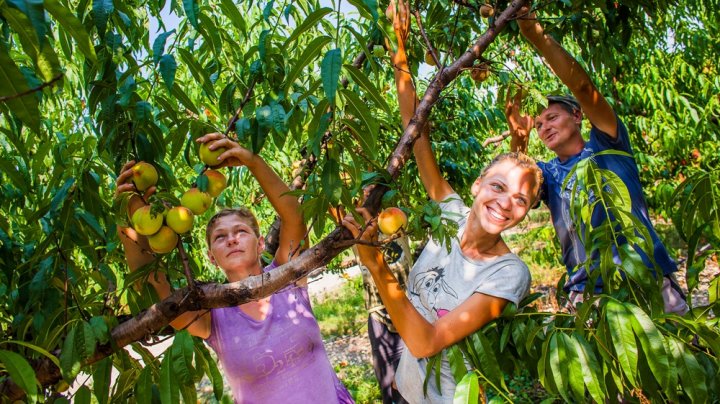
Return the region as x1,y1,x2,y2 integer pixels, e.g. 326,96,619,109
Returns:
572,108,583,125
470,176,482,197
257,236,265,254
207,249,217,266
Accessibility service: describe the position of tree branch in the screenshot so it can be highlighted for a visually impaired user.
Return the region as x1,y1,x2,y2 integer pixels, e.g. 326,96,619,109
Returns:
0,74,63,103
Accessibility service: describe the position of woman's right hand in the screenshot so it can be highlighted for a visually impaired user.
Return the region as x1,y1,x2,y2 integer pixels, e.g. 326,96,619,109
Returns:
387,0,410,50
341,208,385,269
505,89,534,138
115,160,156,219
516,5,541,37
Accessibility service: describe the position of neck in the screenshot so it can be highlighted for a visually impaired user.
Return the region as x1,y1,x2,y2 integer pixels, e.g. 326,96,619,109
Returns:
225,261,263,283
461,213,507,260
556,137,586,162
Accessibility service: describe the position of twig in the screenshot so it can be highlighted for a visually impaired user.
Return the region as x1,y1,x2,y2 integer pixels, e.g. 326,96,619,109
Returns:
482,130,510,147
413,10,441,68
444,7,462,68
223,76,259,139
452,0,479,13
0,74,63,102
176,239,196,289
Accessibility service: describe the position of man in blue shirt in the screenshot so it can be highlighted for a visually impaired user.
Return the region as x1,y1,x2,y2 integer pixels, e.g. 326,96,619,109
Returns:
507,6,688,314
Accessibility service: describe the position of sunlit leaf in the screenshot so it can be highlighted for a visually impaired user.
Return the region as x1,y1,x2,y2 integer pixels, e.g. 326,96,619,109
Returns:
0,350,37,403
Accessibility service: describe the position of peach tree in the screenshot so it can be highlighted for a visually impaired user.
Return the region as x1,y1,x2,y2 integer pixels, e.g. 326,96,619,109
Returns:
0,0,718,402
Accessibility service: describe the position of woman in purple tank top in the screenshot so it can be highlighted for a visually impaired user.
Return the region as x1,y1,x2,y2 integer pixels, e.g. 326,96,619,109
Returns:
117,133,353,403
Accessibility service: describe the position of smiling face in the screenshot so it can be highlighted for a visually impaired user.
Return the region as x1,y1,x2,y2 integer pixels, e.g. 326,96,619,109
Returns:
470,160,539,236
207,214,264,280
534,103,584,159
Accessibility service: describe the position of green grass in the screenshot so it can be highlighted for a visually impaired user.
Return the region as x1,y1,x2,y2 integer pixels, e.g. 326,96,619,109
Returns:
312,276,382,403
334,362,382,404
311,276,368,337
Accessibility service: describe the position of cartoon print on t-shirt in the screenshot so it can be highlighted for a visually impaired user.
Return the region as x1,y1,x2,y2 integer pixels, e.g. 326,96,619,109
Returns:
410,266,458,318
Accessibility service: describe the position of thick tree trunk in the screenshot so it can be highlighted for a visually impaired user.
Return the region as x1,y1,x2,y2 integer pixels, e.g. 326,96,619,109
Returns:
1,1,528,400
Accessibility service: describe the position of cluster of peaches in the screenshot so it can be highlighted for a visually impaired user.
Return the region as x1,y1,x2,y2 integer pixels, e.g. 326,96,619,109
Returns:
128,144,228,254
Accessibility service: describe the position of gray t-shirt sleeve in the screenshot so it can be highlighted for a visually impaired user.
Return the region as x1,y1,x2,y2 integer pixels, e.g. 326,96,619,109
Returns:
474,255,531,306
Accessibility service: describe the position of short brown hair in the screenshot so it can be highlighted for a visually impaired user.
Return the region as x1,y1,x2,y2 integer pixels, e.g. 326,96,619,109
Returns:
205,207,260,246
480,152,544,202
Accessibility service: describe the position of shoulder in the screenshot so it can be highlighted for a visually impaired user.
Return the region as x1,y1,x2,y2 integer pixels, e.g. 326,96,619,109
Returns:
484,254,531,286
590,115,631,152
438,193,470,223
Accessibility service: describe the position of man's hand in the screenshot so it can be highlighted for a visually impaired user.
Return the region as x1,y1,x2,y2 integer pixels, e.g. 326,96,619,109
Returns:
516,5,539,36
196,133,256,168
386,0,411,55
505,89,534,153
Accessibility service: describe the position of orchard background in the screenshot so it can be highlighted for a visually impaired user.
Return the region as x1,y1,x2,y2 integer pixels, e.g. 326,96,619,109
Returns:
0,0,718,402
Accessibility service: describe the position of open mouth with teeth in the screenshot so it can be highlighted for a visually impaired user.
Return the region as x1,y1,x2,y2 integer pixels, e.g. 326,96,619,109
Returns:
487,206,509,223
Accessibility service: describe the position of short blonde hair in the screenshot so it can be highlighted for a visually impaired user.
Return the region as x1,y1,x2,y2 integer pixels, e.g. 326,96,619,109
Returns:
205,207,260,246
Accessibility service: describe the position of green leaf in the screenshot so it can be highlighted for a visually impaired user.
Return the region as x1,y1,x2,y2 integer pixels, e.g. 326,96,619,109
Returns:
470,332,504,390
321,48,342,104
284,36,332,91
59,325,81,380
135,366,154,402
195,342,224,400
93,357,112,404
178,48,216,99
1,5,60,81
75,208,105,239
559,333,586,401
626,303,671,389
152,30,175,64
453,372,479,404
159,54,177,92
159,351,179,404
283,7,332,48
136,101,153,122
0,341,60,368
89,316,110,344
0,45,41,133
447,345,467,383
49,178,75,215
92,0,114,36
547,332,570,402
171,84,199,115
604,299,638,386
569,333,605,402
342,64,391,114
44,0,97,63
340,89,379,140
668,339,707,402
0,155,31,193
75,385,92,404
171,331,196,383
218,0,246,36
341,118,377,161
6,0,46,47
182,0,199,28
0,350,38,403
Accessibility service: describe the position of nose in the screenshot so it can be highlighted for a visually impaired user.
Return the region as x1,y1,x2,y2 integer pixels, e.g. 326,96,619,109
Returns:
496,195,511,210
226,231,240,245
538,125,549,139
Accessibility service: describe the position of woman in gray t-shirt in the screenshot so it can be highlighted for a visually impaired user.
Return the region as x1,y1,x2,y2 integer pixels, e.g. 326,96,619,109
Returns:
342,2,544,402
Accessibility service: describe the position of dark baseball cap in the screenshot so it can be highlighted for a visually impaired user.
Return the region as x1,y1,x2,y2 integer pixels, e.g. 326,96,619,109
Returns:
547,95,581,112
